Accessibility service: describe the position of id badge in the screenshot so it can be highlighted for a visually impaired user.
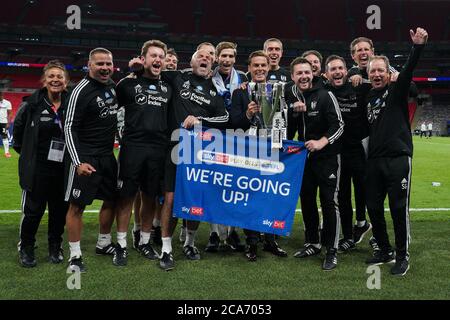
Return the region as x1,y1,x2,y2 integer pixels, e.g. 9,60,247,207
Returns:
47,139,66,162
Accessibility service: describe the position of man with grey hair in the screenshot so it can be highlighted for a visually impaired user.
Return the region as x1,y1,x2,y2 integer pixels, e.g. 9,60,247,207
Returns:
64,47,119,272
157,48,229,270
364,27,428,276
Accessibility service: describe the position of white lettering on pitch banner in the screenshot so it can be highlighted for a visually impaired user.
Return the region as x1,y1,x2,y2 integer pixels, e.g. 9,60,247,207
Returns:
185,167,291,207
366,265,381,290
366,5,381,30
66,5,81,30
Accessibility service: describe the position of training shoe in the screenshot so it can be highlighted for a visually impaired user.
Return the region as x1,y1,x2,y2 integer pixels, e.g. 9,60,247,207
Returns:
294,244,321,258
113,245,128,266
390,257,410,276
48,244,64,264
322,249,338,271
160,252,175,271
69,256,87,273
183,245,201,260
179,225,186,243
132,230,140,250
353,222,372,244
338,239,356,253
225,230,246,252
366,250,395,265
138,243,159,260
263,240,287,257
205,232,220,253
95,242,116,255
369,236,380,252
245,245,257,262
151,226,162,246
19,245,37,268
5,152,11,158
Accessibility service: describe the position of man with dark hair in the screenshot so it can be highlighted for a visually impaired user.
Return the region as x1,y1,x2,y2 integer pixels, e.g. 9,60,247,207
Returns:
263,38,291,83
64,48,119,272
301,50,329,88
230,50,288,261
364,28,428,276
113,40,172,266
165,48,178,71
324,54,372,252
286,57,344,271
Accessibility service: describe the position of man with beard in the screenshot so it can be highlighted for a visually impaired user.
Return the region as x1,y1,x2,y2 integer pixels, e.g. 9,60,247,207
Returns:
230,50,288,262
158,49,229,270
324,55,372,252
286,57,344,271
64,48,119,272
263,38,291,83
205,41,247,253
113,40,172,267
364,28,428,276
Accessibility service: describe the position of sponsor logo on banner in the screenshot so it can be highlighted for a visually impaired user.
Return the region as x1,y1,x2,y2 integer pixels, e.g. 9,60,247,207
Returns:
198,131,213,141
273,220,285,229
190,207,204,216
286,146,302,154
198,151,285,174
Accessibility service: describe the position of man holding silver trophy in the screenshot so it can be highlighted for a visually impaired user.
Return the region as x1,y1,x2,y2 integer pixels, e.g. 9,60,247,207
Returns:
230,50,289,261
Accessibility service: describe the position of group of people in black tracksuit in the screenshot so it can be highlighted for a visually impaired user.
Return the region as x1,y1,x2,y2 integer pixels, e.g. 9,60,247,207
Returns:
13,27,427,277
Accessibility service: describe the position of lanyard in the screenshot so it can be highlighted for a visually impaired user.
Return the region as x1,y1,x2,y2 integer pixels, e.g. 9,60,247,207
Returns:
50,105,64,135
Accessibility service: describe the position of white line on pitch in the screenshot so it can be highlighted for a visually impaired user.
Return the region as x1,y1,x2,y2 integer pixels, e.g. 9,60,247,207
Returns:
1,208,450,214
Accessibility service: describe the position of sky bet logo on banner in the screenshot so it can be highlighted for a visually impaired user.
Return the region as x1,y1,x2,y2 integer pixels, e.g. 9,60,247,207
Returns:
173,127,307,236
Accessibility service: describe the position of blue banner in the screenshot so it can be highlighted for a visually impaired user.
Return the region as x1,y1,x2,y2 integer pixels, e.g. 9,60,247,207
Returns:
173,127,307,236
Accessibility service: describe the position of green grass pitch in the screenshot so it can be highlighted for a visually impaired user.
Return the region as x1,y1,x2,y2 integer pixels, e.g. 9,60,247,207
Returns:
0,136,449,300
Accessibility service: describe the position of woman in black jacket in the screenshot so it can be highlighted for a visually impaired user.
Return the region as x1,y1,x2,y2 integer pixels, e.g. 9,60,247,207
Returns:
13,60,69,267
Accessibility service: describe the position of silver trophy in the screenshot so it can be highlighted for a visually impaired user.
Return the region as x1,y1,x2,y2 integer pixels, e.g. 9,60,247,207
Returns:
248,82,288,148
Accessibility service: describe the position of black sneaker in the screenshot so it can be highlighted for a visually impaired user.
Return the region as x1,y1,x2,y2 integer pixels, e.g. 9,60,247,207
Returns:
183,245,201,260
338,239,356,253
19,245,37,268
353,222,372,244
138,243,159,260
132,230,140,250
112,245,128,266
390,257,410,276
323,249,338,271
95,242,116,255
49,244,64,264
293,244,321,258
369,236,380,252
151,226,162,246
69,256,87,273
160,252,175,271
225,230,246,252
245,245,257,262
366,250,395,265
263,240,287,257
205,232,220,253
